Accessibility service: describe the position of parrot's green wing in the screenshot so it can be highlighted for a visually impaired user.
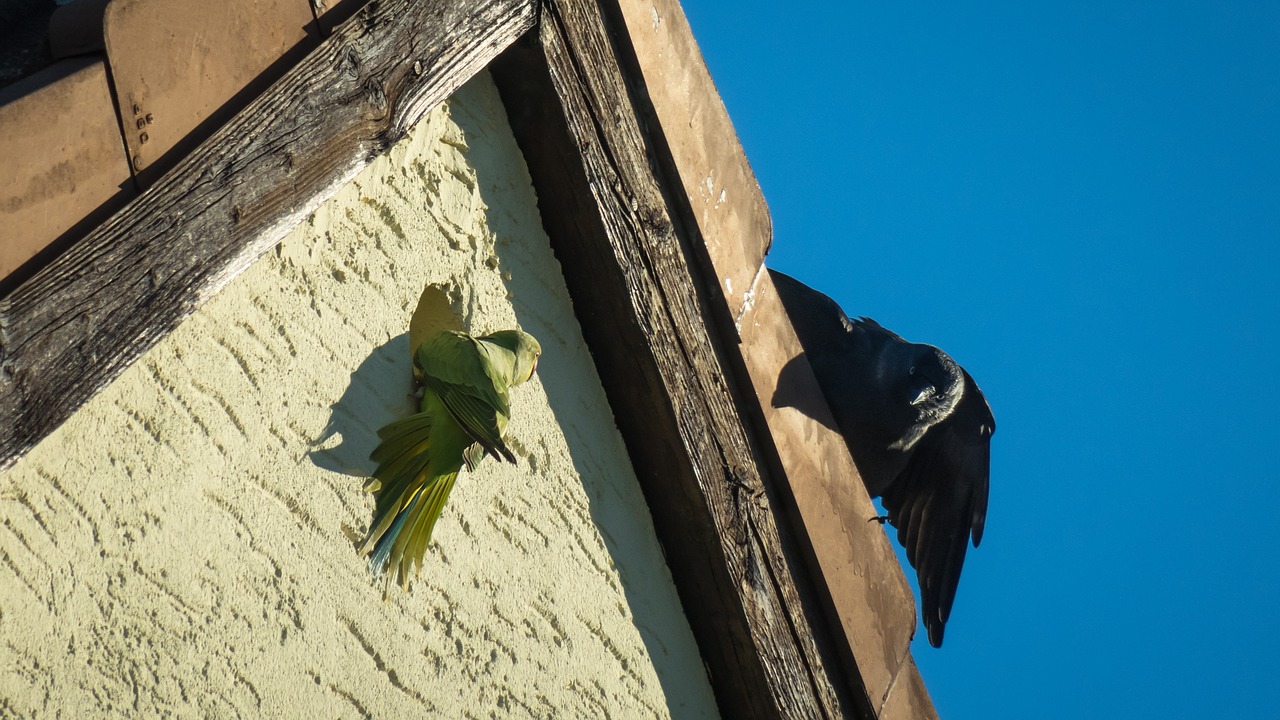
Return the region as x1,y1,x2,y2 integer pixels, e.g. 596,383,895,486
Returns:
416,331,517,463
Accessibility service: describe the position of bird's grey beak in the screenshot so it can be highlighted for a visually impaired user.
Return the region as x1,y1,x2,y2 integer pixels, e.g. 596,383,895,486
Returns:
910,386,935,406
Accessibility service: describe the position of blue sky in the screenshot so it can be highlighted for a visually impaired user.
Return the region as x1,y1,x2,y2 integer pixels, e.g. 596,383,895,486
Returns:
679,3,1279,718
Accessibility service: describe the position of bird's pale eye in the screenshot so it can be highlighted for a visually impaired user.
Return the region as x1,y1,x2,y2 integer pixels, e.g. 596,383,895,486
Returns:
909,365,916,375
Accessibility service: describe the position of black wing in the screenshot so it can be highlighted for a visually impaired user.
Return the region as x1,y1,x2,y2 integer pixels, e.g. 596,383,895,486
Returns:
880,372,992,647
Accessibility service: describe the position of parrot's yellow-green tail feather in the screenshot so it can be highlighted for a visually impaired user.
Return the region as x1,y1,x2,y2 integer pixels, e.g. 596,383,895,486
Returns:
360,412,434,558
386,471,458,589
361,408,464,587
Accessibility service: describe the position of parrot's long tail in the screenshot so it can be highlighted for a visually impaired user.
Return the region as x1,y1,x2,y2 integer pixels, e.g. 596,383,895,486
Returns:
368,470,458,590
359,411,460,589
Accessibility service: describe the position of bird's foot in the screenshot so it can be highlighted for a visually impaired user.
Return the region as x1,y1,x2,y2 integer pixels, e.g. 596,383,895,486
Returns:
867,514,890,525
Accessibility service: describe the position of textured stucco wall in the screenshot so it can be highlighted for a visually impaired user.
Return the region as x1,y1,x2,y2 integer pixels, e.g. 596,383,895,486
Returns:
0,73,718,719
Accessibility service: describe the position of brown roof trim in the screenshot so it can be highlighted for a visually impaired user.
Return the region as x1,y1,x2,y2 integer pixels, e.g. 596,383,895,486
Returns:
0,0,938,716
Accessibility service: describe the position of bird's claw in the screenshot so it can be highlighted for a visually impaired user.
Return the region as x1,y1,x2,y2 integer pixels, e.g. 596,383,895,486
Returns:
867,514,890,525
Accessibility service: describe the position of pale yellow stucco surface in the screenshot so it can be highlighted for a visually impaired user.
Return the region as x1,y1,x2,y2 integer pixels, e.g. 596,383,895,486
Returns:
0,73,718,719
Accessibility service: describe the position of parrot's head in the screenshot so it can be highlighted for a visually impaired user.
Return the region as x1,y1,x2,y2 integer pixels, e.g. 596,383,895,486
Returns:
486,329,542,385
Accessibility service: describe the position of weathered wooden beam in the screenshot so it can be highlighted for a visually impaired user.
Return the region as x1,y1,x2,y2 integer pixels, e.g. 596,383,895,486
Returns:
608,0,774,325
572,4,937,716
492,3,860,717
0,0,537,470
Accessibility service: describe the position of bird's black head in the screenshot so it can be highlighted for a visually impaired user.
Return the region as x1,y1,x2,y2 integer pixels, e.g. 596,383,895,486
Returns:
888,344,964,451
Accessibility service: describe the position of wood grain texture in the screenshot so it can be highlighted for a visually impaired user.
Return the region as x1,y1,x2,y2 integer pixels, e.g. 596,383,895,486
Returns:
493,3,859,717
599,2,933,714
0,0,537,471
610,0,773,325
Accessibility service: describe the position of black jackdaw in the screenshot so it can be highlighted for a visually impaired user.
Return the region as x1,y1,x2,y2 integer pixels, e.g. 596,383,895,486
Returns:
770,269,994,648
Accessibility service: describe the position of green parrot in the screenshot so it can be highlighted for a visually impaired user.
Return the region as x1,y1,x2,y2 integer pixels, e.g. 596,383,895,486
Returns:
360,328,542,589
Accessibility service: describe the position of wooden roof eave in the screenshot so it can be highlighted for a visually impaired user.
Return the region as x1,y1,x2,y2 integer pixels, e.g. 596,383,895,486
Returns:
0,0,937,717
491,3,937,717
